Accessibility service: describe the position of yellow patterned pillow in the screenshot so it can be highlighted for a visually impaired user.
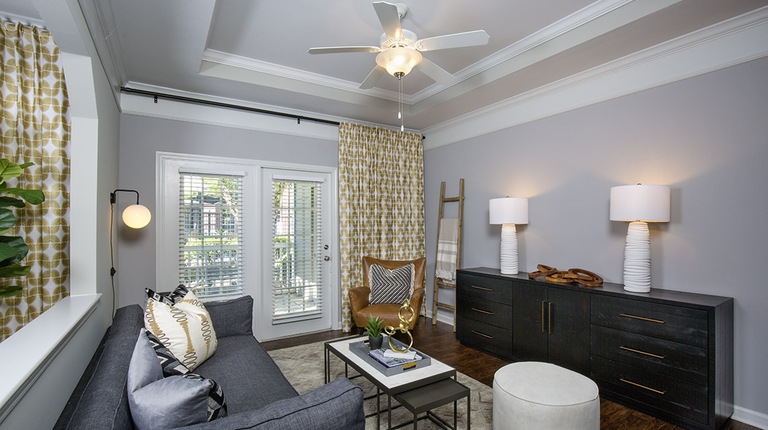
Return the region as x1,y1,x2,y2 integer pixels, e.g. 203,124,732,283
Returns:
144,289,218,371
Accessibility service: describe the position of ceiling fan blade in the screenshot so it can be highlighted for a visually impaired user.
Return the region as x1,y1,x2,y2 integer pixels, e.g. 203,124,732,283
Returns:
416,30,490,52
416,58,454,85
373,1,402,39
308,46,380,55
360,66,387,89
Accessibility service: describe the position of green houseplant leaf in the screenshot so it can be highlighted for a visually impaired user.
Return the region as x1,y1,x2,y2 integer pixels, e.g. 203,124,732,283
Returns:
0,262,31,278
0,236,29,265
0,285,23,297
0,159,44,296
0,196,26,208
1,188,44,205
0,208,16,233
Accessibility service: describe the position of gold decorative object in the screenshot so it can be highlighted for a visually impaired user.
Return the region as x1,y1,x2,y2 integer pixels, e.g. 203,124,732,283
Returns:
384,299,415,353
528,264,603,287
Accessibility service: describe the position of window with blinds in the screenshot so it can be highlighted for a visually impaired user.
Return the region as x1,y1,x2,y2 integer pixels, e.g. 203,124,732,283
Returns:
179,173,244,300
271,178,323,323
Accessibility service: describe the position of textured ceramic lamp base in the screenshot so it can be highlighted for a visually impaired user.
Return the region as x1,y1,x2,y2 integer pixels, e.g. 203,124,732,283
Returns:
500,223,519,275
623,221,651,293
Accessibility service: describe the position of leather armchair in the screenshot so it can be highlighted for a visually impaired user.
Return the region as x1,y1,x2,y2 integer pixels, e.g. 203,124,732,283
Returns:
349,256,426,330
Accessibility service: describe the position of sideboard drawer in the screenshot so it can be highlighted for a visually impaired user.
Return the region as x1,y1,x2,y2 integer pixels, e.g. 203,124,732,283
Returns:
457,273,513,305
456,317,512,358
591,295,708,348
591,356,708,426
457,297,513,328
591,325,707,386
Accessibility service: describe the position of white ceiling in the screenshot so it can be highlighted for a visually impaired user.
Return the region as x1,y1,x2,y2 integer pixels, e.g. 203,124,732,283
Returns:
3,0,768,131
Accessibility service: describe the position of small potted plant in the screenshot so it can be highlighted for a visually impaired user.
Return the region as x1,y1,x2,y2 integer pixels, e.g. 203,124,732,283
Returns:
366,316,384,350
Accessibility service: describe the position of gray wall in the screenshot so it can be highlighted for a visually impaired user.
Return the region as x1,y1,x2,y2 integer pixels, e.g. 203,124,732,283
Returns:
423,57,768,417
116,115,339,308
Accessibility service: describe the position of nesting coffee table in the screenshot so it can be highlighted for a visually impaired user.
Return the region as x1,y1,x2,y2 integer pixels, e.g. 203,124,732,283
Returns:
324,336,470,429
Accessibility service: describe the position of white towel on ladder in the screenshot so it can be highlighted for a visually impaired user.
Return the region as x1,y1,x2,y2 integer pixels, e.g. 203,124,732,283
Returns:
435,218,459,282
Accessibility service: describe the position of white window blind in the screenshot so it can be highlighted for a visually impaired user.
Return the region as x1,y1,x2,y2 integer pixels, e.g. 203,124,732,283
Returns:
271,178,323,323
179,173,244,300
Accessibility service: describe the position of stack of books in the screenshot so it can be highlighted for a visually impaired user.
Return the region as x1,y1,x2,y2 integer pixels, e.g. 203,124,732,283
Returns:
369,348,422,368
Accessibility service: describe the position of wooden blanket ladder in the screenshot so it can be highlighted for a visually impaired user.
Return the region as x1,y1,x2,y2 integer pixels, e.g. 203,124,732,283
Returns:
432,179,464,332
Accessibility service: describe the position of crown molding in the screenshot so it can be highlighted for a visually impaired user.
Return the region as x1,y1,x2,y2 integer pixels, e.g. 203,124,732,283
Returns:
199,0,645,109
410,0,635,103
201,49,407,104
76,0,127,90
410,0,681,114
422,6,768,150
119,82,419,139
0,12,46,29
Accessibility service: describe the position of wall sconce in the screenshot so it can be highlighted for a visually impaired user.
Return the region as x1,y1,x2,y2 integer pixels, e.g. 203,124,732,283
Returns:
111,189,151,229
610,184,670,293
109,189,151,315
489,197,529,275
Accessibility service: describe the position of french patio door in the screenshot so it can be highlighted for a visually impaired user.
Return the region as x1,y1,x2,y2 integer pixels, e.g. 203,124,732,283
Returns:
260,168,334,340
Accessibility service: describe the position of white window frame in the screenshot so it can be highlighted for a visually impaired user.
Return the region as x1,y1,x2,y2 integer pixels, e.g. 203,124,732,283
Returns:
156,152,341,335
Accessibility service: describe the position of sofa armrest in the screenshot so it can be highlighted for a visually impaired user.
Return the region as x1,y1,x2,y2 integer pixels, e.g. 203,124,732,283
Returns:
182,378,365,430
205,296,253,338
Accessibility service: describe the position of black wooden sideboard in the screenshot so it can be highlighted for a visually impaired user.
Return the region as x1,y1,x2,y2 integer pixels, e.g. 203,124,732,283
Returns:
456,267,733,430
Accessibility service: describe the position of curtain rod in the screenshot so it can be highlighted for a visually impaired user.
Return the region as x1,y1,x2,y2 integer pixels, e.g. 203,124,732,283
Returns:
120,87,341,126
120,87,425,139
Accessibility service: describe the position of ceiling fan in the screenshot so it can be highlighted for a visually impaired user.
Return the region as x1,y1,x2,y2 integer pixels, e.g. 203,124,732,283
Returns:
308,1,490,89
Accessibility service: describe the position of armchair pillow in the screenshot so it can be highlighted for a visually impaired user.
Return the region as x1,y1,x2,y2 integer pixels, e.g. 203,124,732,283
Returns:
368,262,415,305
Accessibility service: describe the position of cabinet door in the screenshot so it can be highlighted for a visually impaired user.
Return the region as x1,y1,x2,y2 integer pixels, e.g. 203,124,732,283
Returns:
547,287,590,374
512,282,548,362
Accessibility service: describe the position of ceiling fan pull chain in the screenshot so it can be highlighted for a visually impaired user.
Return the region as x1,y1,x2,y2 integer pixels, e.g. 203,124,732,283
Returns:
399,73,404,131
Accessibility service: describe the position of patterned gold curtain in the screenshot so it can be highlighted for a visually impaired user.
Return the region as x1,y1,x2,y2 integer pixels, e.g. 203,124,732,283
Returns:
338,123,425,331
0,22,70,341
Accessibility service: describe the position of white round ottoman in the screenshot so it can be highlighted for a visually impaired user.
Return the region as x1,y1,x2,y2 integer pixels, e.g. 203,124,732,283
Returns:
493,362,599,430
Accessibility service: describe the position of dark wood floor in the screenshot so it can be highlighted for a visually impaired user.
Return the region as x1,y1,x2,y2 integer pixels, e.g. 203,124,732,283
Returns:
262,317,755,430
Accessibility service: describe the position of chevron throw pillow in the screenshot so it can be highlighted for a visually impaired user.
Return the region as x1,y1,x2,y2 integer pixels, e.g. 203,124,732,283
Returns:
369,263,415,305
144,288,218,371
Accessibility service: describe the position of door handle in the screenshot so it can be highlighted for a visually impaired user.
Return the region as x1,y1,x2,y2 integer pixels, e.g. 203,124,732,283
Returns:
541,301,546,333
548,302,553,335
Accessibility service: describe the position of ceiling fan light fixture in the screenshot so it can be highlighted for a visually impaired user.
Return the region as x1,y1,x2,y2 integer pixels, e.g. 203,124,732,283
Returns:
376,47,422,77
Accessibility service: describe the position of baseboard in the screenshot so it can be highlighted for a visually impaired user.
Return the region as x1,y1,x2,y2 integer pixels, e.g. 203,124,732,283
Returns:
733,406,768,429
433,309,455,327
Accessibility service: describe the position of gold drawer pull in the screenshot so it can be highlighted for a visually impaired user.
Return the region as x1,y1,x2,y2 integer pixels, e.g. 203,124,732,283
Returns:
620,313,665,324
620,346,665,360
471,285,494,292
620,378,666,395
471,307,494,315
541,301,546,333
472,330,493,339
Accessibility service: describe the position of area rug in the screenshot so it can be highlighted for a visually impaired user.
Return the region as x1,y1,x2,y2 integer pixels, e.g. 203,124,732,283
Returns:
269,340,493,429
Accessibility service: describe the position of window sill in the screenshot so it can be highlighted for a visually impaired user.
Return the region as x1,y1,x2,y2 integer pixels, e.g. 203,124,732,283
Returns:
0,294,101,423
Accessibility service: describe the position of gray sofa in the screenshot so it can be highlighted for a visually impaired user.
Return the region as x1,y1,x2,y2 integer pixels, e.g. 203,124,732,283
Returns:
54,296,365,429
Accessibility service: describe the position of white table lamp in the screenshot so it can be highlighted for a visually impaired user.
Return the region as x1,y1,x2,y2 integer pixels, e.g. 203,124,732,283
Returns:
490,197,528,275
610,184,670,293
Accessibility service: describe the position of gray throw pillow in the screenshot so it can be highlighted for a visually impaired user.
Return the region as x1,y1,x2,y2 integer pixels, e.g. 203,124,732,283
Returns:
127,329,227,430
369,263,415,305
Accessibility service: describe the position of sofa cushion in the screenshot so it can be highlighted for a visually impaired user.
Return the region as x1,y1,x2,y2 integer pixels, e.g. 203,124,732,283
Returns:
369,262,414,304
204,295,253,338
127,329,227,429
145,289,218,371
194,335,298,413
53,305,144,430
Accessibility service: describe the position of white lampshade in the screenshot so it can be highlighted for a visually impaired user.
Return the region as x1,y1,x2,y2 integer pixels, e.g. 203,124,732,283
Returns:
122,204,151,229
376,47,422,76
610,184,670,222
489,197,528,225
